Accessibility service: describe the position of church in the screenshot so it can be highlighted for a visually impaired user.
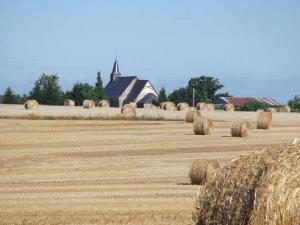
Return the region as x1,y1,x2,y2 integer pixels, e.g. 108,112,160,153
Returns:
104,59,158,108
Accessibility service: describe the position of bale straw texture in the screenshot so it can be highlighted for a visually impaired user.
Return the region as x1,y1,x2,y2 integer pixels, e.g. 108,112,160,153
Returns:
189,160,220,185
193,118,213,135
231,121,251,137
177,102,190,111
163,102,177,111
24,100,39,110
192,144,292,225
64,99,75,106
224,103,234,112
250,144,300,225
99,100,110,108
185,110,201,123
257,111,272,129
83,100,95,109
121,104,136,119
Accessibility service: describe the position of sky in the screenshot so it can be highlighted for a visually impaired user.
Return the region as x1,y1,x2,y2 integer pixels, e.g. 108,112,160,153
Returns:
0,0,300,103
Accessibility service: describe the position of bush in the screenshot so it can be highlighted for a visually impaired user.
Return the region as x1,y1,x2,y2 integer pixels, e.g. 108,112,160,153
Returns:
239,102,271,111
288,95,300,112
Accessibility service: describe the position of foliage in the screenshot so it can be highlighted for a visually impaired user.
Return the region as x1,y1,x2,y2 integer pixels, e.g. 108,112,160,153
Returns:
2,87,23,104
94,71,107,102
65,83,96,106
288,95,300,112
215,92,232,98
28,74,64,105
158,87,168,103
239,102,270,111
168,76,224,105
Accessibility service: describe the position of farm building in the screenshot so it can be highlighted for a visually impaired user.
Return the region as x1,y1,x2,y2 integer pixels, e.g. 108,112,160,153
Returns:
104,59,158,107
214,97,282,107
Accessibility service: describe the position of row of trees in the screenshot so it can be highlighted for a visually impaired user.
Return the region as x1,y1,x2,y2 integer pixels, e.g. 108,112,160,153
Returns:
2,71,106,106
158,76,227,105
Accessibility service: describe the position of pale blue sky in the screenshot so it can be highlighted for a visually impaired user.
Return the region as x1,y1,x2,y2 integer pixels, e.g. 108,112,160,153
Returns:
0,0,299,103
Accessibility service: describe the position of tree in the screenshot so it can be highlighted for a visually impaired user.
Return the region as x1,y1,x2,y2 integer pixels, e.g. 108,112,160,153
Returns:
188,76,224,103
158,87,168,103
288,95,300,112
65,82,96,106
2,87,17,104
215,92,232,98
94,71,106,103
168,87,191,105
28,74,63,105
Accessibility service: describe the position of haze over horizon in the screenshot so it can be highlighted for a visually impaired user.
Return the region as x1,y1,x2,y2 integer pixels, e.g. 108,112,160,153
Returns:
1,0,299,103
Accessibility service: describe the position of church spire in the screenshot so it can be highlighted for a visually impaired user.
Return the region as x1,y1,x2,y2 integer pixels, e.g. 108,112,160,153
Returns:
110,51,121,82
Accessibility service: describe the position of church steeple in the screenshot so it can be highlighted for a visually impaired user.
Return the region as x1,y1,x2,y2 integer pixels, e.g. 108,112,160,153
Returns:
110,51,121,82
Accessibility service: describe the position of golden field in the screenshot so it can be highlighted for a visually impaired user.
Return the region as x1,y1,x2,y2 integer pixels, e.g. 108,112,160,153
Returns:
0,106,300,225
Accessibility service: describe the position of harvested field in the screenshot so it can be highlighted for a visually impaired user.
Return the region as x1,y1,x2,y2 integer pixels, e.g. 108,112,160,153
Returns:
0,105,300,225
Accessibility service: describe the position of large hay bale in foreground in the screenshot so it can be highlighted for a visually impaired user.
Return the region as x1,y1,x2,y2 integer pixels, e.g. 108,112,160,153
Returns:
279,105,291,112
185,110,201,123
192,144,289,225
250,144,300,225
177,102,190,111
231,121,251,137
64,99,75,106
224,103,234,111
257,111,272,129
193,118,213,135
163,101,177,111
189,160,220,185
99,100,110,108
24,100,38,109
83,100,95,109
121,104,136,119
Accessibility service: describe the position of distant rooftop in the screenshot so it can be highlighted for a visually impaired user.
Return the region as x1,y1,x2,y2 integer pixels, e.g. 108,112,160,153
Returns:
214,97,282,106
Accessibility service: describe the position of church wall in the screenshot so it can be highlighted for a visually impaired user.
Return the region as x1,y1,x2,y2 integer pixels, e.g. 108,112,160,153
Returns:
118,78,138,107
135,82,158,103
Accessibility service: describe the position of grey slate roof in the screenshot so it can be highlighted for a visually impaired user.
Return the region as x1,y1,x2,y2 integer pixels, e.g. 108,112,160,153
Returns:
104,76,137,98
111,59,121,76
125,80,148,102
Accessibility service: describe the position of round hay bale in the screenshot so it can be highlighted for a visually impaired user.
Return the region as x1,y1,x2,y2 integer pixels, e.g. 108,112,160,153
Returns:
189,159,220,185
99,100,110,108
250,144,300,225
279,105,291,113
159,102,167,109
163,102,176,111
231,121,251,137
257,111,272,129
224,103,234,111
177,102,190,111
192,144,290,225
196,102,207,110
121,104,136,119
24,100,38,110
267,107,277,113
64,99,75,106
83,100,95,109
193,118,212,135
185,110,201,123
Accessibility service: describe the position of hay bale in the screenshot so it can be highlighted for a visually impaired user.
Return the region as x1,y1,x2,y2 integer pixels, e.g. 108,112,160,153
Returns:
189,160,220,185
231,121,251,137
206,104,215,111
177,102,190,111
267,107,277,113
121,104,136,119
250,144,300,225
99,100,110,108
24,100,38,109
196,102,207,110
160,102,167,109
193,118,212,135
279,105,291,113
224,103,234,111
192,144,289,225
185,110,201,123
83,100,95,109
64,99,75,106
257,111,272,129
163,102,177,111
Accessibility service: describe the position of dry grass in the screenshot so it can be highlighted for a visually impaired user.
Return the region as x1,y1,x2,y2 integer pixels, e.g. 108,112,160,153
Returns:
0,107,300,224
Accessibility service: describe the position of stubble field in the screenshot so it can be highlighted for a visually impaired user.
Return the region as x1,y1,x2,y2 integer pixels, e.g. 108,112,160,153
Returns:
0,107,300,225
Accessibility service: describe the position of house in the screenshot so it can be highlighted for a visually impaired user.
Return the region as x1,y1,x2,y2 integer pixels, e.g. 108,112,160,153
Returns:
104,59,158,107
214,97,282,107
